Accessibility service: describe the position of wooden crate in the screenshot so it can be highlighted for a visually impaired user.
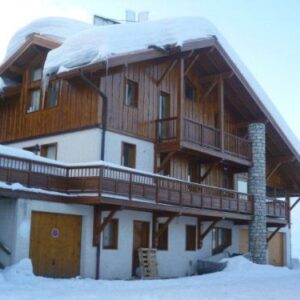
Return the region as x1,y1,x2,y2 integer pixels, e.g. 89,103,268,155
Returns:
138,248,159,279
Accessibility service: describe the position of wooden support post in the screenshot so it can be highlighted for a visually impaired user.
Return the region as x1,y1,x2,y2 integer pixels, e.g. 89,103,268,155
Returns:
152,213,177,248
267,226,282,243
266,162,283,181
197,217,202,249
177,57,185,143
289,197,300,211
199,80,217,102
156,59,178,86
200,219,220,240
184,54,200,75
200,161,221,183
218,77,224,152
93,207,118,246
156,151,176,173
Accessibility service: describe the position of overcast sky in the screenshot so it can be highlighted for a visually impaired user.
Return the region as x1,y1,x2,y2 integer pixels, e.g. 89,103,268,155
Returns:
1,0,299,141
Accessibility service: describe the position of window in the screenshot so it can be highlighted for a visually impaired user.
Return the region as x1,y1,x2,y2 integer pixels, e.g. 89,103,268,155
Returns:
45,81,59,108
186,225,196,251
157,223,168,251
159,153,171,176
31,67,42,81
212,227,232,255
185,79,196,101
125,79,138,107
121,142,136,168
40,143,57,160
28,89,41,112
24,143,57,160
103,219,118,249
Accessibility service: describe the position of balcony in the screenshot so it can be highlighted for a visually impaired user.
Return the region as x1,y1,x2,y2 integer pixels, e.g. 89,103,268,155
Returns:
155,117,252,165
0,154,287,224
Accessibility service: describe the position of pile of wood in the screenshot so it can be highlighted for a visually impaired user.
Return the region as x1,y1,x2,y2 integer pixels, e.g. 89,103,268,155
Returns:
138,248,159,279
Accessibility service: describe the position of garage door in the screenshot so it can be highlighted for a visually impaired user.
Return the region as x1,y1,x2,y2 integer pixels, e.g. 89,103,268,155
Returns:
238,229,284,266
29,211,82,278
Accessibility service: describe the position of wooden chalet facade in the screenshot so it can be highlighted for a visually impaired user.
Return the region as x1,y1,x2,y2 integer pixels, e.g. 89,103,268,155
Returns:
0,17,299,279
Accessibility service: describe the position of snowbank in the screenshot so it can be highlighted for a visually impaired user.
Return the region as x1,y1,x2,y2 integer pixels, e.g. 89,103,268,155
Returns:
2,259,34,283
0,257,299,300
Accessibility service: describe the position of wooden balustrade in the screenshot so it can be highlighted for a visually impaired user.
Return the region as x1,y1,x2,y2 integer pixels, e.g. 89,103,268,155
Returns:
0,153,286,219
156,117,252,161
266,197,287,218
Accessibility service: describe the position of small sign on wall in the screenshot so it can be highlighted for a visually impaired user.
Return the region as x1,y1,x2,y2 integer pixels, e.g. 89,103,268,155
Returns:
51,228,60,238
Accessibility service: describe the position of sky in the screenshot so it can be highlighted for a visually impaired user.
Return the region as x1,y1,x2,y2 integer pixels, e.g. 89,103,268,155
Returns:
1,0,300,255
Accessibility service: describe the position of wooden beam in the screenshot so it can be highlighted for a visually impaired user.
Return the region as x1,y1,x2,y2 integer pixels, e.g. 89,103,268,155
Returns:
177,57,185,142
156,59,177,86
267,226,281,243
152,213,177,247
199,71,233,84
199,80,217,102
219,77,225,152
184,54,200,76
200,219,220,240
156,151,176,173
266,162,283,181
200,161,221,183
290,197,300,211
93,207,118,246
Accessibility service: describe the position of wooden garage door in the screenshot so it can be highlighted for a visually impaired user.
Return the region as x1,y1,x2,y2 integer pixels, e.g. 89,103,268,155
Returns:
29,211,82,278
239,229,284,266
268,232,284,266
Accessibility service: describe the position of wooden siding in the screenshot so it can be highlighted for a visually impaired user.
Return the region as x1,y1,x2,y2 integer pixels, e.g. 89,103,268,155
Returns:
0,79,99,142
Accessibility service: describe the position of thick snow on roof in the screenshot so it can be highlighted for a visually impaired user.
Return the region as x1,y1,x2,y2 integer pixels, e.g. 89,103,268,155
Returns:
4,17,92,62
43,16,300,157
44,17,216,75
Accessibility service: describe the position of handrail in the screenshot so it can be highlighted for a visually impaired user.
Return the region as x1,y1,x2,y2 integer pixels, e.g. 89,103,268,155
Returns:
0,153,285,219
0,241,11,256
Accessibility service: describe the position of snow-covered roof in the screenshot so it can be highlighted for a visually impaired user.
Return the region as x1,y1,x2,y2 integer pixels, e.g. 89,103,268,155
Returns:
4,17,92,62
42,17,300,157
1,16,300,160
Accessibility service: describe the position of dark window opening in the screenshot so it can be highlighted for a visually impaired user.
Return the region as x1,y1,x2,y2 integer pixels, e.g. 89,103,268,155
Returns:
212,227,232,255
157,223,168,251
121,142,136,168
185,79,196,101
103,219,118,249
125,79,138,107
186,225,196,251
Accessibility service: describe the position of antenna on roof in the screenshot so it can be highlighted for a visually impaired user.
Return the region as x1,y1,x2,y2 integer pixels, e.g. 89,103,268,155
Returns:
138,11,149,22
125,10,136,23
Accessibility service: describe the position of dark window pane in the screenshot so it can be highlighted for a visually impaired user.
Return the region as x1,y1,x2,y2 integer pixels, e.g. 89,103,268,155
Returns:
186,225,196,251
103,219,118,249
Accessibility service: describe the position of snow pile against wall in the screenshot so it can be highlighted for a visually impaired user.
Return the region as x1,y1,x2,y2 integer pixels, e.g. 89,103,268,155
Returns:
4,17,92,62
0,257,299,300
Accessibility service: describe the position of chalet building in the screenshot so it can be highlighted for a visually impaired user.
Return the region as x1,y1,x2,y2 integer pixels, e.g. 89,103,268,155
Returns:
0,16,299,279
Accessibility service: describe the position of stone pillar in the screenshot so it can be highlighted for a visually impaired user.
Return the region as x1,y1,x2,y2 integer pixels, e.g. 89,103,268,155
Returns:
248,123,267,264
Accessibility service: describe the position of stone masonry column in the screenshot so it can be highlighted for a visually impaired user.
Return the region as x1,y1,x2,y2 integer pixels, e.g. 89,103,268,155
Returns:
248,123,267,264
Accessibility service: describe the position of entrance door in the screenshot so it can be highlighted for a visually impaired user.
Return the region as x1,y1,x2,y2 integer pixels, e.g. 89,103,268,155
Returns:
268,232,284,266
29,211,82,278
132,221,150,276
239,229,284,267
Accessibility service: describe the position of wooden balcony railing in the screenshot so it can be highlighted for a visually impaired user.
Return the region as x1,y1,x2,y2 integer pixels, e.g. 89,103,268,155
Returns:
0,153,286,220
156,117,252,161
266,198,287,219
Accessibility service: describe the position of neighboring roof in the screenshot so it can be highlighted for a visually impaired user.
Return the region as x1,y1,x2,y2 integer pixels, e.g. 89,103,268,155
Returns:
3,17,92,62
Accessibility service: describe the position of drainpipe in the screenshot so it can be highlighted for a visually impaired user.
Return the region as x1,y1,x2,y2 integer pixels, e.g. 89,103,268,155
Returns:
79,70,108,279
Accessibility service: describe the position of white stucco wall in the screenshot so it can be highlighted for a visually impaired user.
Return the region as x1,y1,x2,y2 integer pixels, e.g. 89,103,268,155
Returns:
13,198,96,278
0,198,16,267
99,210,239,279
7,129,154,172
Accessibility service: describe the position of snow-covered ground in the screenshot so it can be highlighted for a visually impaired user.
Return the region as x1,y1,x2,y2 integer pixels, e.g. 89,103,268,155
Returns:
1,257,300,300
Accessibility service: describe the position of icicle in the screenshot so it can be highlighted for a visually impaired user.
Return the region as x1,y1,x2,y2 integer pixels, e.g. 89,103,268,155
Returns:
41,73,50,104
